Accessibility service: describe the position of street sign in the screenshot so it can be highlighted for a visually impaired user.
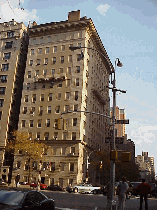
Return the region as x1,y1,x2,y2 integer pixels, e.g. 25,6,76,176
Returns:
116,119,129,124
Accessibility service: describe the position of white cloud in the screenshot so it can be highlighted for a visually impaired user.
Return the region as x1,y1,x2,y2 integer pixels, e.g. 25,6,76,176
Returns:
96,4,110,16
0,0,39,23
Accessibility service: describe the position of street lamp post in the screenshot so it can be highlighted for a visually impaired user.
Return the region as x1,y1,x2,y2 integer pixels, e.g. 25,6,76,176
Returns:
69,46,125,209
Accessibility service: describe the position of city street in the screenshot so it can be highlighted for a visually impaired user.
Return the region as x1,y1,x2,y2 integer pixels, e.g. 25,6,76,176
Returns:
42,190,157,210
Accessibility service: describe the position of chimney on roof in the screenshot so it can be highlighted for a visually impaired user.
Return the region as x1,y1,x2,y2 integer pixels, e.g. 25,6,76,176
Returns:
68,10,80,22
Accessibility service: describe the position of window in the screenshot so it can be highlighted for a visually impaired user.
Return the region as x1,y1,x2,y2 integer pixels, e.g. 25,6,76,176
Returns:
0,111,2,120
0,99,4,107
74,104,78,111
78,31,82,38
2,64,9,71
53,57,56,64
70,163,74,171
48,106,51,114
48,93,52,101
32,94,36,102
63,132,67,140
53,46,57,53
37,59,41,65
4,52,11,60
30,107,35,115
58,81,62,87
7,31,14,37
24,95,28,102
61,45,65,51
29,60,33,66
54,132,58,140
48,36,51,42
33,39,36,44
66,79,71,87
51,69,55,75
51,162,55,171
32,161,37,170
76,66,80,73
0,75,7,83
5,41,13,49
44,132,49,140
61,56,64,63
35,70,39,77
0,87,6,95
59,68,63,73
40,37,43,44
65,105,70,112
76,78,79,86
39,106,43,116
67,67,71,74
55,105,60,113
77,54,83,61
73,118,77,126
70,33,74,39
57,93,61,100
22,120,26,127
26,83,30,90
17,161,21,169
44,58,48,65
31,49,34,55
74,91,78,100
65,92,70,100
30,120,34,127
46,119,50,127
46,47,49,53
41,94,44,101
37,119,42,127
38,48,42,54
23,107,27,114
68,55,72,62
60,163,65,171
71,147,75,155
78,43,82,47
28,71,31,78
72,132,76,140
36,132,40,139
43,69,47,76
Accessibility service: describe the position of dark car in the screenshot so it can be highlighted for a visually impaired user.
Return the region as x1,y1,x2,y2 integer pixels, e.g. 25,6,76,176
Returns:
148,183,157,198
66,185,73,193
129,182,141,196
47,184,64,191
0,190,55,209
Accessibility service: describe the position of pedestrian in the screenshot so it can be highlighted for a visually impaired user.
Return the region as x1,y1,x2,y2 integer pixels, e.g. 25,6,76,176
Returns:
136,179,151,210
15,173,20,188
36,179,40,191
117,176,129,210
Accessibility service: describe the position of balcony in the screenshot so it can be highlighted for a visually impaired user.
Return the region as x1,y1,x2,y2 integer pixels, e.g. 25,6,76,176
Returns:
35,73,65,83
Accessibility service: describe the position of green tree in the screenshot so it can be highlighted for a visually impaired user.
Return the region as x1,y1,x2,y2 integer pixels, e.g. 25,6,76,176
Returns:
6,130,48,183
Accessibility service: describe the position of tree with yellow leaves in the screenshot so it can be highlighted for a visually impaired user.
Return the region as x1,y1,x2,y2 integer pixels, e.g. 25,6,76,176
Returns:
6,130,48,183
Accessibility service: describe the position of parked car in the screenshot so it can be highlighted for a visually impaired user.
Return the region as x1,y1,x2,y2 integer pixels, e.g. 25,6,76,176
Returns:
72,183,101,194
148,183,157,198
129,182,141,196
66,185,73,193
0,190,55,209
47,184,64,191
30,183,47,190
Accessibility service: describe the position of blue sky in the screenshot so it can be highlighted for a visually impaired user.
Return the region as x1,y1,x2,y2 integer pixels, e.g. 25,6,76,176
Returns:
0,0,157,174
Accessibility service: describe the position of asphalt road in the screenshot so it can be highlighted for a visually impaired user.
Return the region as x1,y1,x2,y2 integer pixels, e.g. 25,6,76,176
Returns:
42,190,157,210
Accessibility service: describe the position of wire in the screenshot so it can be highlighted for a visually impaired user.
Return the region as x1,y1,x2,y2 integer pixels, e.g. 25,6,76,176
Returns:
7,0,18,17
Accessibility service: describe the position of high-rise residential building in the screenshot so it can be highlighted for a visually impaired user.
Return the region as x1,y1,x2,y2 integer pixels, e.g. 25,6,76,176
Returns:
110,106,126,137
0,19,28,182
135,151,155,182
11,10,113,187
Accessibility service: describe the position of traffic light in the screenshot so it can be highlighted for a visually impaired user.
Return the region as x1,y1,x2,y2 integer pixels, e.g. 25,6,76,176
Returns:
110,150,118,160
121,152,131,162
58,118,61,130
63,119,68,131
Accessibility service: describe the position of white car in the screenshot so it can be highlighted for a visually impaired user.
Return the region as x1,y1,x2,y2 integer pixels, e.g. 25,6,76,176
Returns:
73,183,101,194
